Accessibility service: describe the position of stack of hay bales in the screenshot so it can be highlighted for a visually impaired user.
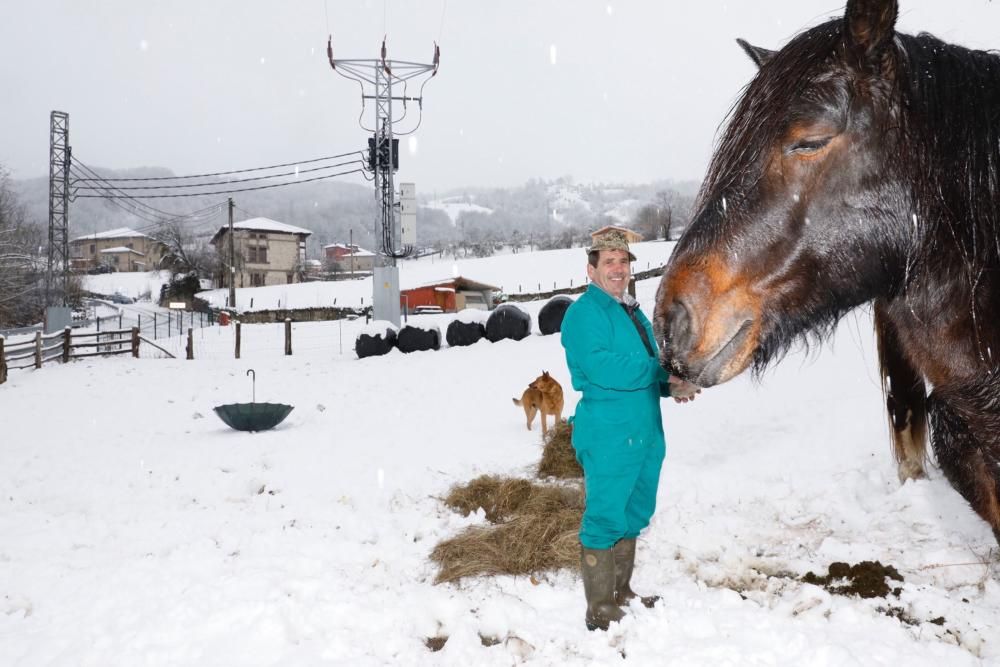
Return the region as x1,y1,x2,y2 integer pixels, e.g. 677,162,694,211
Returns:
538,295,573,336
445,309,489,347
355,321,398,359
485,304,532,343
397,323,441,353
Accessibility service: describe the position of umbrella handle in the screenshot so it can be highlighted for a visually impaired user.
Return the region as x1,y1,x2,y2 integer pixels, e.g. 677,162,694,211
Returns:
247,369,256,403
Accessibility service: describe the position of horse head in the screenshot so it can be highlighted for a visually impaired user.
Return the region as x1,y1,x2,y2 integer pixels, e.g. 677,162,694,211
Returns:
654,0,926,387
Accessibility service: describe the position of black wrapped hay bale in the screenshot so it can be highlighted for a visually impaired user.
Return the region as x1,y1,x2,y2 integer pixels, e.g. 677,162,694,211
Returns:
446,319,486,347
397,324,441,353
355,322,398,359
538,295,573,336
485,304,532,343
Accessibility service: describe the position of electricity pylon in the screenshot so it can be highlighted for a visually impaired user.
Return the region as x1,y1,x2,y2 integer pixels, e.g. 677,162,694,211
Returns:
327,37,439,325
46,110,71,308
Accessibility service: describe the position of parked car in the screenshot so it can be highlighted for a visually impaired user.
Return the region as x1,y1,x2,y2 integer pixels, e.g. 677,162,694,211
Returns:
109,293,135,304
86,264,115,275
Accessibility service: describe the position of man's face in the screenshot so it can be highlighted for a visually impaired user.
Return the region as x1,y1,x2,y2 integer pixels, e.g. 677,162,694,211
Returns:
587,249,631,299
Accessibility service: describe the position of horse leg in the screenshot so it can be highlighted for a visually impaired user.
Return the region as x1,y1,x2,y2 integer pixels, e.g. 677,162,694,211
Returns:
874,301,928,482
928,394,1000,548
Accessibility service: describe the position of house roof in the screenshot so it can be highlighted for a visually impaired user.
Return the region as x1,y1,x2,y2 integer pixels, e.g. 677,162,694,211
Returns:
404,276,500,293
100,246,146,256
323,242,375,257
71,227,151,242
210,217,312,244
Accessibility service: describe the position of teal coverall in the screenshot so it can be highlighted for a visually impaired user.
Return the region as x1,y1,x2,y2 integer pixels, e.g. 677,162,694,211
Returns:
560,285,670,549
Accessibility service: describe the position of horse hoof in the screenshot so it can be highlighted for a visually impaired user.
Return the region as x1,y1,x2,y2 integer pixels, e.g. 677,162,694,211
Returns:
897,463,926,484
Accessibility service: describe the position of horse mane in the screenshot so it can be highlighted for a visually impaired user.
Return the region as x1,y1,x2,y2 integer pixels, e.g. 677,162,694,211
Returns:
898,32,1000,272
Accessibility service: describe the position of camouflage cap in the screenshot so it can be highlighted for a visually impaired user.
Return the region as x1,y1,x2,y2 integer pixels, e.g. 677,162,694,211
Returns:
588,230,637,261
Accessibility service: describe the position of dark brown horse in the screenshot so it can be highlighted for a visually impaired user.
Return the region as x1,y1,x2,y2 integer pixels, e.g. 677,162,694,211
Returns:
654,0,1000,545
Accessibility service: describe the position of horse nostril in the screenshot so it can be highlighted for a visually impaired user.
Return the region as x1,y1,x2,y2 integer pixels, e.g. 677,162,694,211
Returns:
666,299,695,353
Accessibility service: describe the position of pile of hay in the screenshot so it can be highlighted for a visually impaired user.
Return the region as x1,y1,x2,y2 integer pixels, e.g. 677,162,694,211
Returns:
432,475,584,583
430,417,587,584
537,421,582,479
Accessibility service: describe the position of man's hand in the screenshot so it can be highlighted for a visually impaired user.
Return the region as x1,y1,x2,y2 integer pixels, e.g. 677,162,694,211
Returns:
668,376,701,403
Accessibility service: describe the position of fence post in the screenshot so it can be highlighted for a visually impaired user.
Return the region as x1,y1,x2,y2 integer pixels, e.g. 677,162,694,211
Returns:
0,336,6,385
186,328,194,360
153,313,157,340
119,314,123,329
63,327,71,363
235,321,241,359
132,327,140,358
285,318,292,356
34,331,42,369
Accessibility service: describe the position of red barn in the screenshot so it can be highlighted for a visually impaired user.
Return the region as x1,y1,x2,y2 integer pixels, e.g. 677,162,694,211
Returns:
400,277,499,313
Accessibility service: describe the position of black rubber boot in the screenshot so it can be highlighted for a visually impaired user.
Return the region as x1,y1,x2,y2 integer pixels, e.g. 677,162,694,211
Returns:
613,538,660,608
581,547,625,631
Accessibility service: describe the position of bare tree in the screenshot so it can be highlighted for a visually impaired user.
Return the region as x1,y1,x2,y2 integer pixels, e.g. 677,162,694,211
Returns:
633,204,671,241
0,167,45,328
157,221,219,277
655,190,675,241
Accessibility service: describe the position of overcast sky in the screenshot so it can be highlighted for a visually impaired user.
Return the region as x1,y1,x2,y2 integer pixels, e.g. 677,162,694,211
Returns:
1,1,996,192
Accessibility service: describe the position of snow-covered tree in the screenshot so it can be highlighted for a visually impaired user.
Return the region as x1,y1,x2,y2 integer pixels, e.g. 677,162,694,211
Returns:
0,167,44,328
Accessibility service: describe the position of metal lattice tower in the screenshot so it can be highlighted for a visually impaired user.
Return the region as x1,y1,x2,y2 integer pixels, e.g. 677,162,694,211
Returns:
328,38,439,325
46,110,71,306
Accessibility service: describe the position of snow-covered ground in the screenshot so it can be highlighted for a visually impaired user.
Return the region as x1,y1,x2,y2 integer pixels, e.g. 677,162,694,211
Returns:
83,270,172,301
2,265,998,665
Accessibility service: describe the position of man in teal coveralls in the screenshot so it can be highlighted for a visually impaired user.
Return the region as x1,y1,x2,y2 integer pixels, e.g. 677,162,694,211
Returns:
561,230,699,631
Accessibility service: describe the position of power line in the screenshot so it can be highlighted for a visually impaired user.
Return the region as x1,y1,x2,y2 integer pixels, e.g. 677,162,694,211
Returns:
70,159,229,234
70,151,365,182
72,167,368,198
71,157,364,191
71,159,209,220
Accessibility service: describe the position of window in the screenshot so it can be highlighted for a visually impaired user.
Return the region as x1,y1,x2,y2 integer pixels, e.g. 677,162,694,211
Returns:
90,244,96,254
251,272,266,287
258,246,268,263
247,247,258,263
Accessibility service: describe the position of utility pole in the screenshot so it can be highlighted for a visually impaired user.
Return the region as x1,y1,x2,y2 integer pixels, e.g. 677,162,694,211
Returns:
327,37,439,326
349,227,355,277
228,197,236,310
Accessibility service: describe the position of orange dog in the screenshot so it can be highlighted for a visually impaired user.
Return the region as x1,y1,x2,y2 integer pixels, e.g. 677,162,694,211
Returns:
512,371,564,436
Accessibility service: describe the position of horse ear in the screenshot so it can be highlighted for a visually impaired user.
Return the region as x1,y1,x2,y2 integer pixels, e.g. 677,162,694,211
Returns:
736,39,775,69
843,0,898,71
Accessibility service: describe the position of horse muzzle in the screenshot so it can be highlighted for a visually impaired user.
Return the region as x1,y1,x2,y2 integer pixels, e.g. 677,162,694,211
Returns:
656,255,762,387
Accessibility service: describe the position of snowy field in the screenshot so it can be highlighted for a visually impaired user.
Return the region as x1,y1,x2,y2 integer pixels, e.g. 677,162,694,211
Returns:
3,273,1000,664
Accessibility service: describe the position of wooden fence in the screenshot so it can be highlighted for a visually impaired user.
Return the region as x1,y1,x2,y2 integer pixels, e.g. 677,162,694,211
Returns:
0,318,300,384
0,326,178,385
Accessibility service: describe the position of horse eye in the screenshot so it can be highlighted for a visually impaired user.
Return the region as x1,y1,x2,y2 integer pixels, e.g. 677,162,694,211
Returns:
788,137,832,155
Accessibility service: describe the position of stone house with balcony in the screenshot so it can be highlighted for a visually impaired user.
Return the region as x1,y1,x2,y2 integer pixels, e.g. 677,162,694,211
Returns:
210,217,312,287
